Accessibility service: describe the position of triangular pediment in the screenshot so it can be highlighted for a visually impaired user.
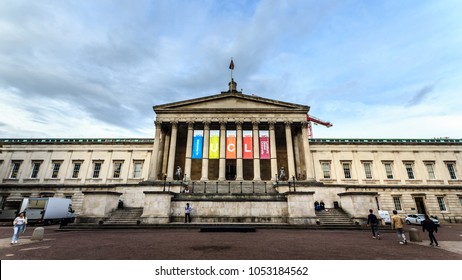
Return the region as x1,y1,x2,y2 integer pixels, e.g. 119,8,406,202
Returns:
154,92,309,113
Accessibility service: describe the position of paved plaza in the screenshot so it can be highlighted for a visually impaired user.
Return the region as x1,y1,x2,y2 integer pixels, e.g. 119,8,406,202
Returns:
1,223,461,260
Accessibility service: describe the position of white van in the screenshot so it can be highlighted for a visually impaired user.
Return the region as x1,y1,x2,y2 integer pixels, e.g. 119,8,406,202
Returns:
378,210,391,225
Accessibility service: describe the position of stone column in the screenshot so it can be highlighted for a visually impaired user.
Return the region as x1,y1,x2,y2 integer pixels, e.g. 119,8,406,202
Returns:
301,121,314,180
184,122,194,181
149,120,162,180
236,121,243,180
285,121,296,181
166,121,178,181
293,128,301,179
218,121,227,181
201,121,210,181
161,129,170,177
269,121,278,181
252,121,261,181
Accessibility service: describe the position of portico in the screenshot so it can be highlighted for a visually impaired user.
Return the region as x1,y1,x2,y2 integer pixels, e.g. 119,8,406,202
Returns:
149,80,314,183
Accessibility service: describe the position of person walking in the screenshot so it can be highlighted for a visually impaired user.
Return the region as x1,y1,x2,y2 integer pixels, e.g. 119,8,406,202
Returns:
422,214,439,247
11,212,27,245
391,210,407,245
184,203,192,223
367,209,381,239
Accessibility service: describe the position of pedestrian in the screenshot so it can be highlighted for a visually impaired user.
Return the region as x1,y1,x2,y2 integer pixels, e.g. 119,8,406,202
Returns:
320,201,325,210
391,210,407,244
422,214,439,247
367,209,381,239
184,203,192,223
11,212,27,245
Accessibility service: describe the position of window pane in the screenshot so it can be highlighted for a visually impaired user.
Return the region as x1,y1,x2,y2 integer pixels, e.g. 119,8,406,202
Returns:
342,163,351,179
52,162,61,178
10,162,21,179
113,162,122,178
447,163,457,180
393,197,402,211
72,162,81,178
363,162,372,179
405,163,414,179
385,163,393,179
133,163,142,178
31,162,41,178
321,162,331,179
425,163,436,179
93,162,102,178
437,197,446,211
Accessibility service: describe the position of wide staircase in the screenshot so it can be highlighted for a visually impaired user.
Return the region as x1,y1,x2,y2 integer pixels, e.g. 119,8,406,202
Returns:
103,207,143,225
315,208,356,228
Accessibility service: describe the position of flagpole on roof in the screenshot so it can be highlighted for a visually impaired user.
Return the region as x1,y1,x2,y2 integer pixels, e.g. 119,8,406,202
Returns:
229,57,234,81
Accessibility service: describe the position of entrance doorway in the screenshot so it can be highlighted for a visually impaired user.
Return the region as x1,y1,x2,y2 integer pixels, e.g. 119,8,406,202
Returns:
226,160,236,180
414,197,427,214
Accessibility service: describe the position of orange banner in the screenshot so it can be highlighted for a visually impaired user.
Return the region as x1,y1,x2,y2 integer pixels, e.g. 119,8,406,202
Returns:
226,131,236,159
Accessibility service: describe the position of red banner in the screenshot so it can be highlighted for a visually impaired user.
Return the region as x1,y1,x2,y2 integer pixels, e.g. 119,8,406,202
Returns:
243,130,253,159
259,131,270,159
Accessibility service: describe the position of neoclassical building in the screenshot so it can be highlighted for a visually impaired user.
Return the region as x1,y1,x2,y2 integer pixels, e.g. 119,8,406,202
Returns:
1,80,461,225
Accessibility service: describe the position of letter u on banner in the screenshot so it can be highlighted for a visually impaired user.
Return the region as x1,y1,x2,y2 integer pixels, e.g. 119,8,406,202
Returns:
243,130,253,159
209,130,220,159
192,130,204,159
259,130,270,159
226,130,236,159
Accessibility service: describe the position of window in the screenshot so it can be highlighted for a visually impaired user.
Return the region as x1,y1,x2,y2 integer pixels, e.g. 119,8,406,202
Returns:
72,162,82,178
437,197,447,211
133,161,143,178
446,162,457,180
459,197,462,207
342,162,351,179
425,163,436,179
363,162,373,179
93,162,102,178
384,162,394,179
10,161,22,179
404,162,415,179
113,161,123,178
51,161,62,178
30,161,41,178
321,162,331,179
393,196,402,211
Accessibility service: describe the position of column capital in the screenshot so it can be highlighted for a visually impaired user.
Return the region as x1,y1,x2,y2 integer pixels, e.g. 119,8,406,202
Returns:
171,121,178,127
284,121,293,127
187,121,194,129
154,120,163,127
219,121,227,129
235,120,243,129
252,120,260,128
203,121,210,129
268,121,276,129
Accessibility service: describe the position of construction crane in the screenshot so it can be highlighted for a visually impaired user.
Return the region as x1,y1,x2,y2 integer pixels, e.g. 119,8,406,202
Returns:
306,114,333,138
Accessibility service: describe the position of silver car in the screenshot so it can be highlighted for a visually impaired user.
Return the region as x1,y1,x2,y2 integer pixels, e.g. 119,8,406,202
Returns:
405,214,440,226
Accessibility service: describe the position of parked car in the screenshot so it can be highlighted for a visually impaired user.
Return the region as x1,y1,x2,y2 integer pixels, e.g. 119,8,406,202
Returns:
405,214,440,226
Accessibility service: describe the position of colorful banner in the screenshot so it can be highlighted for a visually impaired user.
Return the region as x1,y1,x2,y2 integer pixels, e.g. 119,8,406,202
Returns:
243,130,253,159
192,130,203,159
209,130,220,159
226,131,236,159
259,131,270,159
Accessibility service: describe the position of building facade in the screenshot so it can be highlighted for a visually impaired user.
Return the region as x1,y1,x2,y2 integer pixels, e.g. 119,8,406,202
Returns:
1,80,461,224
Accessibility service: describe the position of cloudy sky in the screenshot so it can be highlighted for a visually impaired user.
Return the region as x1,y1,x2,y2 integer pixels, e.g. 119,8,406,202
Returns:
1,0,461,139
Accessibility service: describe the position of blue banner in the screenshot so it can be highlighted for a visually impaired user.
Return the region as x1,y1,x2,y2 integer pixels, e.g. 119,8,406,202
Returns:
192,130,204,159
